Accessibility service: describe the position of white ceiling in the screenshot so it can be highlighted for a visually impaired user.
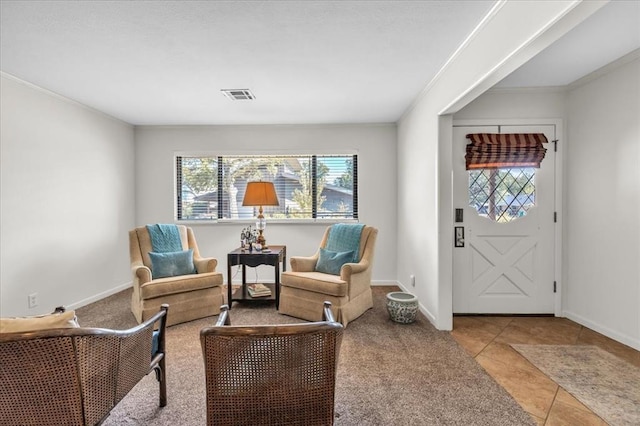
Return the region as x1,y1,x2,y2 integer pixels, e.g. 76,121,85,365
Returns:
1,1,639,126
496,0,640,88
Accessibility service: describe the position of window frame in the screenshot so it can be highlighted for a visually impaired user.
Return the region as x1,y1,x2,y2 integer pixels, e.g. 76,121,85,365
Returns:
175,152,359,223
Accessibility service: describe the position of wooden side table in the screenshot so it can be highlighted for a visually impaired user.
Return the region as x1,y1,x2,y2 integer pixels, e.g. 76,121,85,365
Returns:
227,245,286,309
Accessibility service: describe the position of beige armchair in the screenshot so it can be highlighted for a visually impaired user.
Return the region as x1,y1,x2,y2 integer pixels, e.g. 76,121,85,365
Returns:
279,225,378,326
129,225,224,326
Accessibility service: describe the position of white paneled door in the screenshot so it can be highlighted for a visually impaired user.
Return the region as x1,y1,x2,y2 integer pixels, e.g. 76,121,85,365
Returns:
453,125,556,313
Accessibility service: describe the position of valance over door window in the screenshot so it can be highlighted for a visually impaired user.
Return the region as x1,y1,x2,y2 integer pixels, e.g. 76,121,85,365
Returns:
465,133,548,170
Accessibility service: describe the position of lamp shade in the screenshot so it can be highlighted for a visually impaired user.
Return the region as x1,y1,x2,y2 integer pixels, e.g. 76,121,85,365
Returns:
242,181,280,207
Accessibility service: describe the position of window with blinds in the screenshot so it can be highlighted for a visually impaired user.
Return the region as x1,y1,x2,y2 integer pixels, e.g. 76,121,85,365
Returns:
176,154,358,221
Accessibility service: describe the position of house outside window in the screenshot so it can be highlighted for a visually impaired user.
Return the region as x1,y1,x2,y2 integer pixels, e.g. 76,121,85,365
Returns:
176,154,358,221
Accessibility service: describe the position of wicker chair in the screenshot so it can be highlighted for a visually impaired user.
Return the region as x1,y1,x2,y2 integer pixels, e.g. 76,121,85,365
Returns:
0,305,169,426
200,301,344,426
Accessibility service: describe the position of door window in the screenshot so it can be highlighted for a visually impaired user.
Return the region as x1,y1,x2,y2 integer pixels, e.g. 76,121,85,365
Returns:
468,167,536,223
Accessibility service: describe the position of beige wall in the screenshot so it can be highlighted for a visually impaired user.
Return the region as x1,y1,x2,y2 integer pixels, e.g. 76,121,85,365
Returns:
1,74,135,316
0,75,397,317
133,124,398,285
564,57,640,349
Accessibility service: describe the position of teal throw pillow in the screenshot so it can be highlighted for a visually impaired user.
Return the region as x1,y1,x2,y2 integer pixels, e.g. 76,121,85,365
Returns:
315,248,355,275
149,249,196,279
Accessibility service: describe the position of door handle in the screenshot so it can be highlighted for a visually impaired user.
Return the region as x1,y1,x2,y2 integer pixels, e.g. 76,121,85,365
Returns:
455,226,464,248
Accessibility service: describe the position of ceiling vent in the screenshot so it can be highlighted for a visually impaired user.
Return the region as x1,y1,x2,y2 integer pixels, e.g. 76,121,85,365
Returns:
221,89,255,100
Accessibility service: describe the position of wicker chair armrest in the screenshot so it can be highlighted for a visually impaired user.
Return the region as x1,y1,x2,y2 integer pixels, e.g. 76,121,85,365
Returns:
322,301,337,323
215,305,231,326
112,304,169,411
144,304,169,331
290,254,318,272
109,304,169,339
194,257,218,273
209,302,336,329
147,304,169,359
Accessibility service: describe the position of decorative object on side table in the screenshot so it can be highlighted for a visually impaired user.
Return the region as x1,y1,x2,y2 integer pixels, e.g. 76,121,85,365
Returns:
247,283,271,298
386,292,419,324
240,226,258,251
242,181,279,248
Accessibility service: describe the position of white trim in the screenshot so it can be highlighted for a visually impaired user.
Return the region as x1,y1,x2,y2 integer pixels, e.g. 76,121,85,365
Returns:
483,50,640,94
438,0,579,116
395,281,438,327
136,123,395,131
438,115,455,330
439,1,604,116
399,0,508,122
486,86,568,95
568,48,640,90
371,280,401,287
418,302,438,328
553,121,564,318
66,282,132,312
453,118,562,128
174,149,360,157
564,310,640,351
0,71,131,127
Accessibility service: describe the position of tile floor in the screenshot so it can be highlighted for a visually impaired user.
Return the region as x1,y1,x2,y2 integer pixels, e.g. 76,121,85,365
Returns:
450,316,640,425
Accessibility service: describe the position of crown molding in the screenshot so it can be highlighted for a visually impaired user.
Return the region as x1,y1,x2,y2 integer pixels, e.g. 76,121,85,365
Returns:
567,48,640,90
1,71,130,126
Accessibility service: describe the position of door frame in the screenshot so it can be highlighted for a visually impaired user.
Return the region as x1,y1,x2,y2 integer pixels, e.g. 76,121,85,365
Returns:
449,118,564,318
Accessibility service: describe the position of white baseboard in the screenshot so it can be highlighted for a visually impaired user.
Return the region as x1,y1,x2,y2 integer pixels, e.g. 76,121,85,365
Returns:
389,281,437,327
71,281,394,301
370,280,400,286
418,304,437,327
66,280,437,325
563,309,640,351
67,282,132,311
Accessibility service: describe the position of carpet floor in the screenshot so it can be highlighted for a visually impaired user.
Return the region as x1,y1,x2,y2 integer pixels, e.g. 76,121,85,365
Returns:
512,344,640,426
76,286,535,425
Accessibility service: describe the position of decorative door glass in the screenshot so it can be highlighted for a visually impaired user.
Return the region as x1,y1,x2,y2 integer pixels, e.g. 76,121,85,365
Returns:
468,167,536,223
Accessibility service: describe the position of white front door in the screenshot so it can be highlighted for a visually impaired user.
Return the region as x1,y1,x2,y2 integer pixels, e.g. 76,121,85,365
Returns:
452,125,556,314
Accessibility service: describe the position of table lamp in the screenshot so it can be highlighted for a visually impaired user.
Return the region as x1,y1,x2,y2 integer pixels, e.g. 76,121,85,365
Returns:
242,181,279,248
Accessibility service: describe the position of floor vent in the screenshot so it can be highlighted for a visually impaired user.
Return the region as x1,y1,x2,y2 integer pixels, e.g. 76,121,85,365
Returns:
221,89,255,100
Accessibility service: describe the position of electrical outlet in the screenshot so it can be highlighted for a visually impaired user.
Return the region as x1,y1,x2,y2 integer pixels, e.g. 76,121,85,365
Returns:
28,293,38,309
410,274,416,287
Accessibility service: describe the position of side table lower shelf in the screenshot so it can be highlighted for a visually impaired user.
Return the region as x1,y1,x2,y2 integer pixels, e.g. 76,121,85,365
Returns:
227,245,286,309
228,283,278,303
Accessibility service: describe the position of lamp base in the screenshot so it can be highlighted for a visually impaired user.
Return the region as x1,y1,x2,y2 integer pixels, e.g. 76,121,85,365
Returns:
257,230,267,249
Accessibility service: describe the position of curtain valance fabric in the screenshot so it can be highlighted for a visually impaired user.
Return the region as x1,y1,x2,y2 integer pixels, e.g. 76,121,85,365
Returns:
465,133,548,170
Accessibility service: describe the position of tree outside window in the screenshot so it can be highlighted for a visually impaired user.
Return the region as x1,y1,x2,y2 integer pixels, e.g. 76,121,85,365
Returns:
177,154,357,221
